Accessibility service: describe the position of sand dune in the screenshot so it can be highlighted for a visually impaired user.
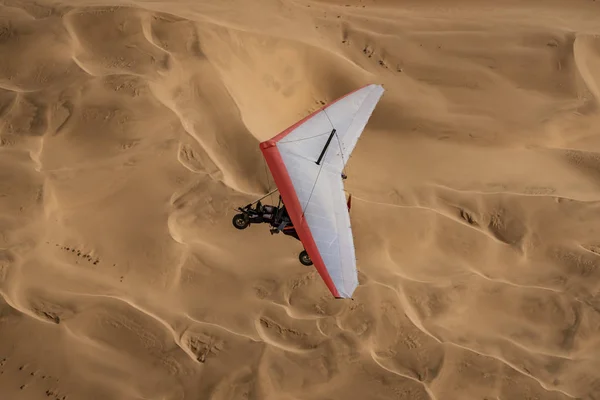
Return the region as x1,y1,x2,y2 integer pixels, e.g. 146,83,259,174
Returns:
1,0,600,399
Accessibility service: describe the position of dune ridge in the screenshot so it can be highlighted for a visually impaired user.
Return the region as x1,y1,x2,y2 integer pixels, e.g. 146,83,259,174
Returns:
1,0,600,399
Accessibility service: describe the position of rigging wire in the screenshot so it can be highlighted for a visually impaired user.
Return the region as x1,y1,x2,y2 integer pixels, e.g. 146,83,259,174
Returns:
262,155,275,205
319,108,350,295
322,109,348,178
300,108,349,218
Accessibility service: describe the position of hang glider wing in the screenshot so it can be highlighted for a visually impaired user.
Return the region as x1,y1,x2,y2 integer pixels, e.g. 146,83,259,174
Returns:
259,84,385,298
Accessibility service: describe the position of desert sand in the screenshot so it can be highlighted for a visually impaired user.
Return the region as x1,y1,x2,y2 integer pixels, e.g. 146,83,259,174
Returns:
1,0,600,399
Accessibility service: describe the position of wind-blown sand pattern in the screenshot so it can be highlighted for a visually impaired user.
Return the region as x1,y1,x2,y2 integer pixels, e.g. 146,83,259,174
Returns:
1,0,600,398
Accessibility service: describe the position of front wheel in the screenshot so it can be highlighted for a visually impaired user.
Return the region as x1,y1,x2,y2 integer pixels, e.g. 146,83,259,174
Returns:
232,214,249,230
299,250,313,266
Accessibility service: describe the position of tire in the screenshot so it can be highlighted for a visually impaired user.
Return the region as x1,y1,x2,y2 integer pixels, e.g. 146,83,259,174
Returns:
232,214,249,230
299,250,313,266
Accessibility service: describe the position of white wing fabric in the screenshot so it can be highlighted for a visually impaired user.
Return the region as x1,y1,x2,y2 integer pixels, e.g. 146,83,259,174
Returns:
260,84,385,298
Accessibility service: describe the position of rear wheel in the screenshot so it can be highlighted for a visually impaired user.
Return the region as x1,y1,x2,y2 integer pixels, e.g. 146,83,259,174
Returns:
299,250,313,266
232,214,249,230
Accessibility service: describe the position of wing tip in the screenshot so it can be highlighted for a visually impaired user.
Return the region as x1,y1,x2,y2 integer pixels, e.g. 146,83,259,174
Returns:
333,284,358,300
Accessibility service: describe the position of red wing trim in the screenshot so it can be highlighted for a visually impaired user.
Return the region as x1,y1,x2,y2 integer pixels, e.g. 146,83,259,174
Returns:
260,144,340,298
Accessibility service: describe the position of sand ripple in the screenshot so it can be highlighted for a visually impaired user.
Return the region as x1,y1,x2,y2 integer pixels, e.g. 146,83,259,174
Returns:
1,1,600,399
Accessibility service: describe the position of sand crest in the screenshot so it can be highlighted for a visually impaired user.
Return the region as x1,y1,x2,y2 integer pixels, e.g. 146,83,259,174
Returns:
1,0,600,399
